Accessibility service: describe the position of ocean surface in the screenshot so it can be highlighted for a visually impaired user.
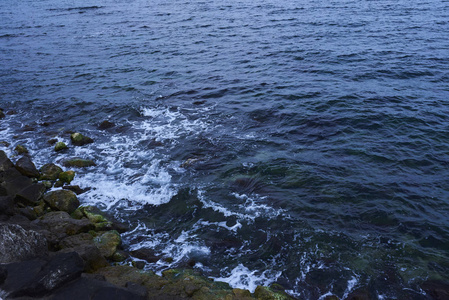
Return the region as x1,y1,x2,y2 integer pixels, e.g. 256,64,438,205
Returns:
1,0,449,298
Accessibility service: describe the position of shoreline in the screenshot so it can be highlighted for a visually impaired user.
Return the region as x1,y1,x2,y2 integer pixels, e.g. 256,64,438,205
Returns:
0,112,296,299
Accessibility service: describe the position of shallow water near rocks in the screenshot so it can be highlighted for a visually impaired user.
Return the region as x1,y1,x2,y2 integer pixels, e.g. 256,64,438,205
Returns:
1,0,449,298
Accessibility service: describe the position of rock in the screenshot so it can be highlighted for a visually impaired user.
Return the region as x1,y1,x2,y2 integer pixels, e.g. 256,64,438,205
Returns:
14,144,29,155
59,170,76,184
0,150,14,172
54,180,64,187
48,138,58,145
59,234,108,273
0,166,33,197
15,155,40,178
421,280,449,300
254,286,293,300
39,163,63,181
111,250,129,262
73,205,128,233
63,158,96,168
15,183,46,206
43,189,80,213
130,248,160,263
94,230,121,258
55,141,68,152
2,252,84,298
0,196,15,215
0,223,48,264
39,211,95,236
63,185,91,195
99,120,115,130
132,261,146,270
233,288,252,298
71,132,94,146
0,109,5,119
125,282,148,298
345,288,372,300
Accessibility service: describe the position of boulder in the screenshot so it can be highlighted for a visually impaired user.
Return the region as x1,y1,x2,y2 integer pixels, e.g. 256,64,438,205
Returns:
0,196,15,215
1,252,84,298
0,166,33,197
15,183,46,206
59,170,76,184
71,133,94,146
14,144,29,155
94,230,121,258
130,248,160,263
0,223,48,264
55,141,68,152
15,155,40,178
43,190,80,213
39,211,95,236
63,158,96,168
98,120,115,130
63,185,91,195
0,150,14,171
39,163,63,181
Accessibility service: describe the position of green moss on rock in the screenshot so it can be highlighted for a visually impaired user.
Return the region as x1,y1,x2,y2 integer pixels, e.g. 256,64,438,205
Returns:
14,144,28,154
43,189,80,214
39,163,63,181
63,158,96,168
54,141,68,152
70,132,94,146
94,230,121,258
59,170,75,184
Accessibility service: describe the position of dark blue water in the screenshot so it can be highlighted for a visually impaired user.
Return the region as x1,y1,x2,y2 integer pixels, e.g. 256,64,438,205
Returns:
1,0,449,298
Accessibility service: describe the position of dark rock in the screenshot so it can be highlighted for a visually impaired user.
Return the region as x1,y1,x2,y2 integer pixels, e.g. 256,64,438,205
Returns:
63,158,96,168
132,261,146,270
0,166,33,198
55,141,68,152
39,211,95,236
0,109,5,119
43,189,80,214
48,276,113,300
54,180,64,187
126,282,148,298
93,286,146,300
0,150,14,171
71,132,94,146
99,120,115,130
0,267,7,284
130,248,160,263
0,196,15,215
345,288,372,300
59,170,76,184
254,286,293,300
15,155,40,178
15,183,46,206
14,144,29,155
112,250,129,262
18,206,37,220
5,252,84,298
39,163,63,181
421,280,449,300
60,245,108,273
0,223,48,263
0,258,47,297
93,230,121,259
63,185,91,195
0,140,10,147
48,138,58,145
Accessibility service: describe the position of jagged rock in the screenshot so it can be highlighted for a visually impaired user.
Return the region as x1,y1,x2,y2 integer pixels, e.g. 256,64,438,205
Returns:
0,165,33,197
39,163,63,181
55,141,68,152
0,223,48,264
15,155,40,178
0,150,14,172
0,196,15,215
59,170,75,184
14,144,29,155
59,234,108,273
71,133,94,146
15,183,46,206
43,189,80,213
93,230,121,258
98,120,115,130
63,158,96,168
1,252,84,298
39,211,95,236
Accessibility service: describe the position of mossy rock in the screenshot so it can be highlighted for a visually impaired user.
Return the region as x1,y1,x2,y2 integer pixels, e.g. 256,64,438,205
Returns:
43,189,80,214
63,158,96,168
70,132,94,146
59,170,75,184
39,163,63,181
254,286,294,300
54,141,68,152
14,144,28,154
94,230,121,258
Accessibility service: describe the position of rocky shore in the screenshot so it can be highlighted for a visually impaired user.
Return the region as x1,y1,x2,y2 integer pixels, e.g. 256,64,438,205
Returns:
0,137,295,299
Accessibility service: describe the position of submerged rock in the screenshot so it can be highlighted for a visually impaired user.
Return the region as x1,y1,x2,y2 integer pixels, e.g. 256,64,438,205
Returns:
14,144,29,155
59,170,76,184
0,223,48,264
15,155,40,178
99,120,115,130
70,132,94,146
39,163,63,181
43,189,80,214
55,141,68,152
63,158,96,168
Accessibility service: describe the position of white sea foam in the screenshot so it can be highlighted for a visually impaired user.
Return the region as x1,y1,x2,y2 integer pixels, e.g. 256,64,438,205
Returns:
213,264,282,293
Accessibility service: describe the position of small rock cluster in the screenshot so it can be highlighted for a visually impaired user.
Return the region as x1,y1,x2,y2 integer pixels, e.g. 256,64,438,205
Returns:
0,149,294,300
